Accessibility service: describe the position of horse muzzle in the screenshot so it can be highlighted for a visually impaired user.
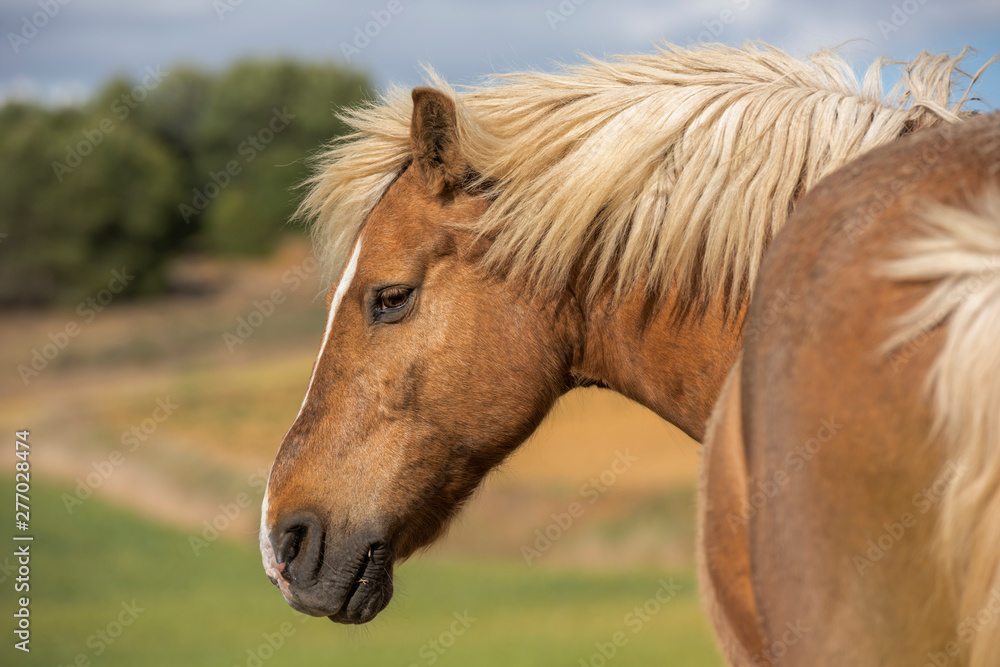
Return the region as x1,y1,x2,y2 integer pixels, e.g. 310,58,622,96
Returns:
260,510,394,624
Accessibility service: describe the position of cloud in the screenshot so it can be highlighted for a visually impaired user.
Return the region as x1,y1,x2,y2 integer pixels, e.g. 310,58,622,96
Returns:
1,0,997,107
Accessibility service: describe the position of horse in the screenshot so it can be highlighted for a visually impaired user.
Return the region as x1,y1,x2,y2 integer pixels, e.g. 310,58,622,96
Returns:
257,41,978,628
699,111,1000,666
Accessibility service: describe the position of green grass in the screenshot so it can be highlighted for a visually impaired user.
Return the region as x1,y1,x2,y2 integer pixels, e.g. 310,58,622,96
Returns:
0,481,724,666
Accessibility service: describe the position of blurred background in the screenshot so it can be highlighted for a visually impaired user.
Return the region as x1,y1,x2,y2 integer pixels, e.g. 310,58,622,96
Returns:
1,1,997,665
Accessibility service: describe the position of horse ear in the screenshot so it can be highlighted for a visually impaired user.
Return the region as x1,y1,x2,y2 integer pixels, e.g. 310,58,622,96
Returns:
410,87,465,195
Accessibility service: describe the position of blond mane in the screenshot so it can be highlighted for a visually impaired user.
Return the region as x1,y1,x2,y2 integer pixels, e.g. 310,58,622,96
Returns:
299,42,987,311
882,187,1000,667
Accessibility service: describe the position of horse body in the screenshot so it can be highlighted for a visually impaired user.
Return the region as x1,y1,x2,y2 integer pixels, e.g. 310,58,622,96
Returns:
258,42,982,650
698,354,764,664
703,113,1000,665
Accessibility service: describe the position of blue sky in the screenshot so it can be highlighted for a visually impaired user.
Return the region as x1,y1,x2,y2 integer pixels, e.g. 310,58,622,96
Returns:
1,0,999,109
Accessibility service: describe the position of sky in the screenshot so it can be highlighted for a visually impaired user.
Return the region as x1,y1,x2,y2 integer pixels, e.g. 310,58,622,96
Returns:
1,0,999,109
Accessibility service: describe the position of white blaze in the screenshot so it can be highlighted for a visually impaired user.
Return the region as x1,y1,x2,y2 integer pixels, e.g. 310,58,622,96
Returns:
260,238,364,583
294,238,364,423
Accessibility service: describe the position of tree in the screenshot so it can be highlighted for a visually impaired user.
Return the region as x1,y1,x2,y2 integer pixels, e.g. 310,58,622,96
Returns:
0,102,183,306
0,59,373,307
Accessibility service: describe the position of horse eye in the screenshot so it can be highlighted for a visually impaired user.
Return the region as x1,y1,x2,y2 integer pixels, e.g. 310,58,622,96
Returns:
378,287,412,311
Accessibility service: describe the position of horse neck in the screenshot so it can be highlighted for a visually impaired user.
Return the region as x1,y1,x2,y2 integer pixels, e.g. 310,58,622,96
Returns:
571,283,745,442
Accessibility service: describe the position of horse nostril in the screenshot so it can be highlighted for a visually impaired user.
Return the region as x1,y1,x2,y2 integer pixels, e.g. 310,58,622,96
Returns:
272,512,325,583
276,527,304,565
